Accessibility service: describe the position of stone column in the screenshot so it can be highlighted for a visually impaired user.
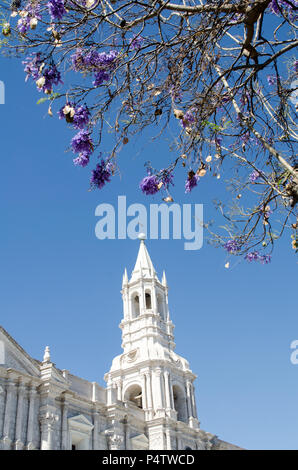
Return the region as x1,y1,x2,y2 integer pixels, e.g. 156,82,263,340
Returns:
116,379,122,402
26,386,37,450
141,374,147,410
163,371,171,410
185,382,192,420
140,283,145,314
152,368,164,414
61,400,68,450
92,411,99,450
151,283,157,313
190,383,198,419
40,412,59,450
2,380,16,449
15,381,26,449
106,431,124,450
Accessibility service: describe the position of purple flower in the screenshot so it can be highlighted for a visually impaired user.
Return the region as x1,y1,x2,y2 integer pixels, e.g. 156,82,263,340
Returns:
139,175,159,195
223,239,242,254
159,170,174,189
245,251,260,262
267,75,277,86
23,53,43,81
129,35,144,51
169,85,182,102
93,69,111,86
90,159,112,189
249,170,263,183
269,0,297,16
17,2,41,34
47,0,66,21
73,152,90,167
185,172,199,193
244,251,271,264
259,254,271,264
294,60,298,73
71,49,119,86
33,65,62,94
71,129,93,155
182,109,196,129
72,105,90,129
71,49,85,72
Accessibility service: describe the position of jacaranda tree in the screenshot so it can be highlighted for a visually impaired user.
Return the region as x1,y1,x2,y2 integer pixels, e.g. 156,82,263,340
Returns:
1,0,297,262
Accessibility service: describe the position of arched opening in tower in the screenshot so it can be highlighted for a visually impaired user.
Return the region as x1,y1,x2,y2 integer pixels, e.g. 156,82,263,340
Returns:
172,385,188,423
145,292,152,309
132,295,140,318
125,384,143,409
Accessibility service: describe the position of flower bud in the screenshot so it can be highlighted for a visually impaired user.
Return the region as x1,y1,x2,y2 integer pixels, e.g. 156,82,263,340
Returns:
2,23,11,36
36,76,46,88
30,17,38,29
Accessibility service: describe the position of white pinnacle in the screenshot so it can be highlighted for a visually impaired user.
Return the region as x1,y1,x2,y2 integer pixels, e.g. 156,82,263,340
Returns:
43,346,51,364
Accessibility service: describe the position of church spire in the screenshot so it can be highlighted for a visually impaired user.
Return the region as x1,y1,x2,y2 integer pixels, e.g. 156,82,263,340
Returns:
130,233,158,282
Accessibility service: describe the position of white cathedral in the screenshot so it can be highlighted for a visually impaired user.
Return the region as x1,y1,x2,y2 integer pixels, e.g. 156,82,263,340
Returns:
0,236,240,450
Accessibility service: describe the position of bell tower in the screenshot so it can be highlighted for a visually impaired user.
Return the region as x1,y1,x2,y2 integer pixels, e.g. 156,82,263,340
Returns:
105,234,200,449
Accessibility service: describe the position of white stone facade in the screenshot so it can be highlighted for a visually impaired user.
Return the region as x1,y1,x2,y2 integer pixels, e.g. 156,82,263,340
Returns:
0,239,241,450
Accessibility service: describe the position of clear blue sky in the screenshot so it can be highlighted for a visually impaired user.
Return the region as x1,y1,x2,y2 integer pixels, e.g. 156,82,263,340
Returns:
0,56,297,450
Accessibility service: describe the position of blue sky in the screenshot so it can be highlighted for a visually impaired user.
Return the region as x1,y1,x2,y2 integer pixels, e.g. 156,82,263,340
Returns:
0,55,297,450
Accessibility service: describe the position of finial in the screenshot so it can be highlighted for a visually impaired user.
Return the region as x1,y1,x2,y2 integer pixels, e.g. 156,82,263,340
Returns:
43,346,51,364
162,270,168,287
138,232,146,242
122,268,128,287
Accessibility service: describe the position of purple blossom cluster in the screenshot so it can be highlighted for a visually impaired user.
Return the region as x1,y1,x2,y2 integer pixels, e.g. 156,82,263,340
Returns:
245,251,271,264
90,159,113,190
139,168,174,195
269,0,298,16
73,153,90,168
71,129,93,155
23,53,62,93
267,75,277,86
223,239,242,254
23,53,43,81
47,0,67,21
71,49,119,87
58,102,90,129
17,2,41,34
182,109,196,129
41,65,62,93
129,35,144,51
139,175,159,195
248,170,263,183
185,173,199,193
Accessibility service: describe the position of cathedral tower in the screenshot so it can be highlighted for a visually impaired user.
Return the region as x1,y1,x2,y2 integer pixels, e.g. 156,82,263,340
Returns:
105,234,200,449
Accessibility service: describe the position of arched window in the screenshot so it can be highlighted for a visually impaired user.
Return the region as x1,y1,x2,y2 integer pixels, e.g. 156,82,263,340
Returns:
172,385,188,423
124,384,143,409
145,292,152,309
132,294,140,318
157,294,165,319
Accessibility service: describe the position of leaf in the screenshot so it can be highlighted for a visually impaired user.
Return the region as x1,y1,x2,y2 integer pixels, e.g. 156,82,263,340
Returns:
36,97,48,105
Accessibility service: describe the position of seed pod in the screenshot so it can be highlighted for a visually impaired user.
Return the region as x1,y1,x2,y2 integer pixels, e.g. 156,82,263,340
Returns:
123,137,129,145
197,168,206,177
154,108,162,116
173,109,184,119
